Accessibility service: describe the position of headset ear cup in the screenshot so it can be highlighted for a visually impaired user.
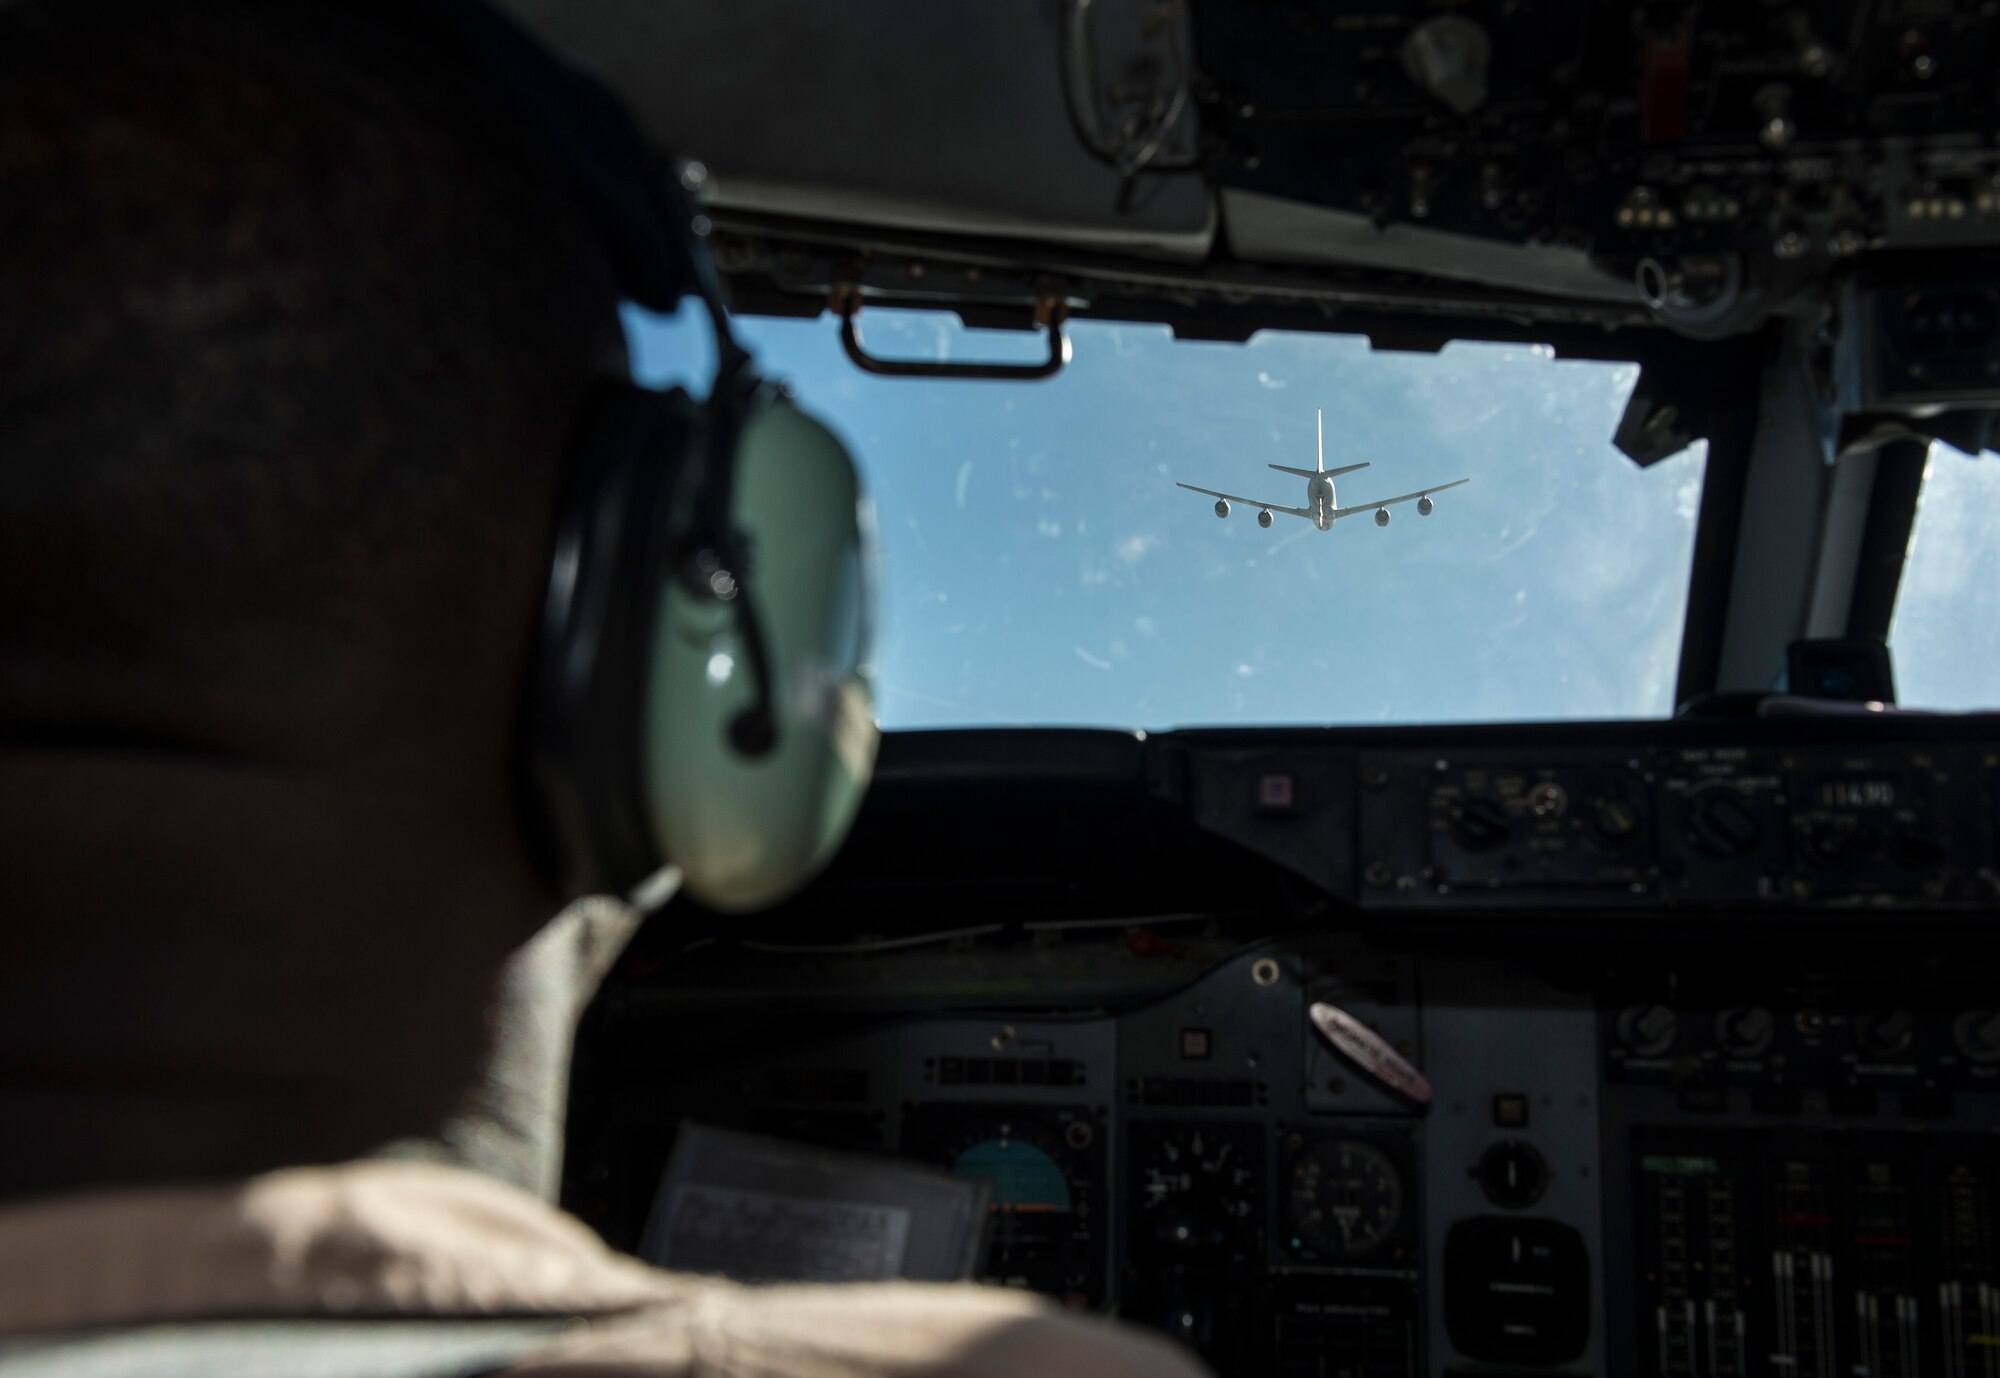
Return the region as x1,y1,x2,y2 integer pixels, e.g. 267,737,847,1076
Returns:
523,383,696,898
642,398,879,911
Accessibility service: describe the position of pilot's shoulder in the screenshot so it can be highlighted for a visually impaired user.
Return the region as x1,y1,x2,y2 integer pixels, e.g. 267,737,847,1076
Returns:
503,1280,1214,1378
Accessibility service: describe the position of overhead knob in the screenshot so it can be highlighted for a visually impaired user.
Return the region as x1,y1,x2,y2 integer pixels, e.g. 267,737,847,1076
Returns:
1953,1010,2000,1065
1856,1009,1917,1059
1617,1003,1678,1057
1401,15,1491,116
1715,1006,1776,1058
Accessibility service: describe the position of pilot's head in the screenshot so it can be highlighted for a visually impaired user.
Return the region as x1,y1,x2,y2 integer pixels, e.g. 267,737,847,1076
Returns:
0,0,873,1194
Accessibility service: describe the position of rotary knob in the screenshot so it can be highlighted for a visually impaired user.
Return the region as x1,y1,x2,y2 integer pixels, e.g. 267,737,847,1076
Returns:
1856,1009,1917,1059
1479,1140,1549,1210
1801,817,1858,869
1714,1006,1776,1058
1953,1010,2000,1065
1683,790,1762,858
1453,798,1513,852
1617,1003,1678,1057
1594,796,1642,843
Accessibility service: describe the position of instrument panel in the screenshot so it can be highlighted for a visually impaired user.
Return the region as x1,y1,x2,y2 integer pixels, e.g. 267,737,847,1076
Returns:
1143,717,2000,916
1358,742,1990,910
583,939,2000,1378
571,716,2000,1376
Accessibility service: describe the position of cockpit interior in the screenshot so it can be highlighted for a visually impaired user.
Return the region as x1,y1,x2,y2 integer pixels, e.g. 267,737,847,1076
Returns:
491,3,2000,1375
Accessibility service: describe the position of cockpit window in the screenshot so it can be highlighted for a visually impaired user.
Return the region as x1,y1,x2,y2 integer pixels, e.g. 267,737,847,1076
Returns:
1891,442,2000,711
628,307,1706,730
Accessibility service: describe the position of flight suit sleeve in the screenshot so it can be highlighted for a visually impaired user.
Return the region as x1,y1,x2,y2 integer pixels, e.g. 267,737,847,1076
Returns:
500,1279,1216,1378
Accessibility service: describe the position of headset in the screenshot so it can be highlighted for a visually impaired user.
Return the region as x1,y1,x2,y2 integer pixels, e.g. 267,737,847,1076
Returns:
410,0,880,911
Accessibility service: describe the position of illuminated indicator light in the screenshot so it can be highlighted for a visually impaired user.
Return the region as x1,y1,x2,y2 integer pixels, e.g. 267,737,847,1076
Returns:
1908,201,1927,218
1617,207,1635,226
1657,210,1677,228
1929,198,1948,217
1979,194,1996,213
1949,200,1967,219
1637,208,1656,226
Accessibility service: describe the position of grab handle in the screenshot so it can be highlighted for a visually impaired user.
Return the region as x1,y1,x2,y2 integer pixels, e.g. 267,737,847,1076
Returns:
833,292,1071,381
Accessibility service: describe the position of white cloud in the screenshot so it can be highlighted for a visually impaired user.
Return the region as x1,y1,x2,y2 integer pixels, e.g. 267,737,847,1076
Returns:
954,460,973,510
1257,371,1288,390
1073,645,1113,671
1674,465,1701,522
1037,518,1063,538
1235,663,1255,678
1116,533,1159,564
1134,616,1157,636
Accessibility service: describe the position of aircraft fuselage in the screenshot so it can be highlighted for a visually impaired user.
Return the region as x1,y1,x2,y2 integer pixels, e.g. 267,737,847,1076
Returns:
1308,475,1336,530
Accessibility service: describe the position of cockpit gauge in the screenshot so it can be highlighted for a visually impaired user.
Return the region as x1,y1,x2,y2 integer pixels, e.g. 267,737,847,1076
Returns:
1126,1122,1267,1371
1286,1136,1406,1261
1131,1121,1264,1254
903,1105,1104,1307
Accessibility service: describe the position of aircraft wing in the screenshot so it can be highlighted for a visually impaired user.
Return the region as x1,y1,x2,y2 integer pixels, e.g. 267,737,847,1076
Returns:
1331,477,1470,520
1175,482,1314,520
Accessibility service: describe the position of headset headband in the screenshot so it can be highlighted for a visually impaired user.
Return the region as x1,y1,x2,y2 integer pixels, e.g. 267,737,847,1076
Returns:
382,0,781,754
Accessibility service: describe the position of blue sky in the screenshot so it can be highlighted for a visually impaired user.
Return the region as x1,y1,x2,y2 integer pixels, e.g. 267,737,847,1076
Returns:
629,304,1711,730
1891,442,2000,711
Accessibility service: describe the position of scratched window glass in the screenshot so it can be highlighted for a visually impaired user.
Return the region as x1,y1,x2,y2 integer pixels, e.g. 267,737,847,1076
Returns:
628,307,1707,730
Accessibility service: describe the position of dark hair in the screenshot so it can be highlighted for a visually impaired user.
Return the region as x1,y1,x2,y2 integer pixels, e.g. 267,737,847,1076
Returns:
0,0,623,740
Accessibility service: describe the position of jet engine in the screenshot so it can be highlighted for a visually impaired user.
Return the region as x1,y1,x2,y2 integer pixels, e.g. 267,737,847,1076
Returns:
1375,507,1391,527
1417,495,1435,516
1214,498,1230,518
1257,508,1274,528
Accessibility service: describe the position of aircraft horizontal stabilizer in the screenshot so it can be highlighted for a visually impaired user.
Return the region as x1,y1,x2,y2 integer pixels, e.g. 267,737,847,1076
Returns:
1269,462,1370,480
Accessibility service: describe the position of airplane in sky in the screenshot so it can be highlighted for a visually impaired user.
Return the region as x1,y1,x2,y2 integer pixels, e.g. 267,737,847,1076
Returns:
1176,408,1470,531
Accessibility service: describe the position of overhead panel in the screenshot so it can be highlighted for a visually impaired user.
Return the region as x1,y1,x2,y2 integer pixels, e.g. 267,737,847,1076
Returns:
495,0,1216,261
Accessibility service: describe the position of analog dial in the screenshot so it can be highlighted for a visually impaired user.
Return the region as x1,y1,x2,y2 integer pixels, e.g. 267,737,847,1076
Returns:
1286,1137,1404,1259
